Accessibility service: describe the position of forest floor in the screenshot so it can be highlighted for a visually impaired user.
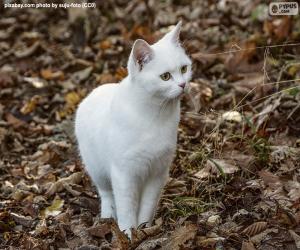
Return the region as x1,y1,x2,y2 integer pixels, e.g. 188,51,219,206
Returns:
0,1,300,249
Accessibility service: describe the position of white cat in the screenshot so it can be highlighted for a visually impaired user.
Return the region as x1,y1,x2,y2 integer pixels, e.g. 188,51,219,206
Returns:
75,21,192,237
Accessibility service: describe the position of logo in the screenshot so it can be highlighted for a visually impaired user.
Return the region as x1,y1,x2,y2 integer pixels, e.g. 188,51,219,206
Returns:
269,2,298,15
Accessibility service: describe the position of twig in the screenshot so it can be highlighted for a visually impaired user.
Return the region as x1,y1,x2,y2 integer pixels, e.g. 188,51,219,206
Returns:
194,42,300,57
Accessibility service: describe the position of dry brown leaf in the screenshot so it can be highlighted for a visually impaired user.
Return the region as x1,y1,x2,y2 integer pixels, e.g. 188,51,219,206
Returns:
14,41,40,58
242,221,268,237
250,228,278,245
65,91,81,107
191,52,222,65
23,77,46,88
45,172,84,196
223,151,256,171
136,237,168,250
115,67,128,81
196,235,225,248
72,66,93,83
211,92,234,108
55,209,71,224
188,81,213,112
131,218,162,244
264,17,291,40
99,39,112,50
97,72,116,84
110,219,130,250
232,73,264,91
289,230,300,249
206,215,222,227
222,111,242,123
40,69,64,80
224,40,261,74
241,241,256,250
10,212,33,228
5,113,26,128
162,224,197,250
35,218,49,236
86,223,112,238
253,98,281,130
164,178,187,197
194,158,239,179
258,170,282,190
20,96,40,115
271,146,300,163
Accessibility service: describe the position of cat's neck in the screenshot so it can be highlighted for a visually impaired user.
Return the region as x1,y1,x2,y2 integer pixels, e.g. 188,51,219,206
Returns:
120,76,180,116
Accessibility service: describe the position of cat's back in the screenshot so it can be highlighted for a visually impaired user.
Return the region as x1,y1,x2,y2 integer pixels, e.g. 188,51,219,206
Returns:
75,83,118,136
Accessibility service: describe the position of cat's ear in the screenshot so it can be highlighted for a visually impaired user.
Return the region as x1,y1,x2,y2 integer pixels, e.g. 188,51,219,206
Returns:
164,21,182,45
128,39,153,73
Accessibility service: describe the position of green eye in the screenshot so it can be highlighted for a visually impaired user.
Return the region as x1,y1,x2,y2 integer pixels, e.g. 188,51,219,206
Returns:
181,65,187,74
160,72,171,81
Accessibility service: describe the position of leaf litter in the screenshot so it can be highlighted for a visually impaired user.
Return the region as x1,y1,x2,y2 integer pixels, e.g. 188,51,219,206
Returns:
1,1,300,249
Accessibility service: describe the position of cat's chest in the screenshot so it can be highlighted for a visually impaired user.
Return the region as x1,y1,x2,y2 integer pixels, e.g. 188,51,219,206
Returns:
129,123,178,164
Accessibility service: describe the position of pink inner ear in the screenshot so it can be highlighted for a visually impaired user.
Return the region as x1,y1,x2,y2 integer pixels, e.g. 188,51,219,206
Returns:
133,40,153,71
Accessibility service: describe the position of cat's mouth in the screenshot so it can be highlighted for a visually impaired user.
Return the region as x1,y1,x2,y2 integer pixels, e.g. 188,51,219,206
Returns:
179,84,190,97
172,89,185,99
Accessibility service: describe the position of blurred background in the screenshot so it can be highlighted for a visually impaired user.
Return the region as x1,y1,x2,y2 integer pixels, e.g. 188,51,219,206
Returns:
0,0,300,249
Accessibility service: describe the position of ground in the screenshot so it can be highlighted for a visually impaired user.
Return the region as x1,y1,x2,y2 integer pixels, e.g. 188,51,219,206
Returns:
0,0,300,249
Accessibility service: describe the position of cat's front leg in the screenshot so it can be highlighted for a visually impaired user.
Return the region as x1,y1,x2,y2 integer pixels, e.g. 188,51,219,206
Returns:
138,171,168,226
97,188,116,219
111,165,139,237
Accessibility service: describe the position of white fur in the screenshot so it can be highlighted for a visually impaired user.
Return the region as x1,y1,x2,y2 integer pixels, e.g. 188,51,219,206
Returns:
75,21,192,236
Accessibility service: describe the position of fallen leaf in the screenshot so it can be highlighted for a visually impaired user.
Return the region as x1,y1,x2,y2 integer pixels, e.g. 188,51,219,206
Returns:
241,240,256,250
14,41,40,58
5,113,26,128
242,221,268,237
162,224,197,250
20,96,40,115
194,158,239,179
72,66,93,83
23,77,46,88
285,181,300,201
99,39,112,50
188,81,213,112
86,223,112,238
206,215,222,227
41,197,64,218
115,67,128,81
131,218,163,244
45,172,84,196
10,212,33,228
264,17,291,40
222,111,242,123
259,170,282,190
197,235,226,248
96,72,116,84
65,91,81,107
34,218,48,236
289,230,300,248
253,98,281,130
40,68,64,80
136,237,168,250
250,228,278,245
164,178,187,197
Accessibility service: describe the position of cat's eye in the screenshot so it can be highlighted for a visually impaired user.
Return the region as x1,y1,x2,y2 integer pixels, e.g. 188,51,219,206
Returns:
160,72,171,81
181,65,187,74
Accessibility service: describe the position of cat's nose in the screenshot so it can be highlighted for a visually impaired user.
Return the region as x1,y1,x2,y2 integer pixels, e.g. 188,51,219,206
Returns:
178,82,186,89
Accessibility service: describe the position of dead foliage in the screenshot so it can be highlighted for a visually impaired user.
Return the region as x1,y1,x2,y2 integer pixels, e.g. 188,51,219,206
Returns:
0,0,300,249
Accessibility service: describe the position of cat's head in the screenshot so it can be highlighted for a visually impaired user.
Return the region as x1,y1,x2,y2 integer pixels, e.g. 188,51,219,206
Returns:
127,21,192,100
